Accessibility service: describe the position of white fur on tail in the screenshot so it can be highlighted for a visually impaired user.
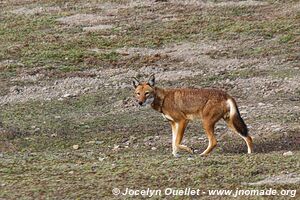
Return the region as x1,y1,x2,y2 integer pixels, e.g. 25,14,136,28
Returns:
227,98,237,117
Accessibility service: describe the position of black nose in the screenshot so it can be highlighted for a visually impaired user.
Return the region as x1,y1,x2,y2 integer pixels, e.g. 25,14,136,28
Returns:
138,102,143,106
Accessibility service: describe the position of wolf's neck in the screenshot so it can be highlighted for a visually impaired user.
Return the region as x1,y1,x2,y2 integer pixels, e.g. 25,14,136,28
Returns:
151,87,166,113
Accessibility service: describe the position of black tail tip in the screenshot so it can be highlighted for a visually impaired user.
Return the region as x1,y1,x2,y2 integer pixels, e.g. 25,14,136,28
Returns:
233,114,248,137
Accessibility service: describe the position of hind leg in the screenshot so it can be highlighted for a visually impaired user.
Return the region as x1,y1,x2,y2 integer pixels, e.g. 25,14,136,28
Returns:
200,102,224,156
200,120,217,156
244,136,253,154
225,118,253,154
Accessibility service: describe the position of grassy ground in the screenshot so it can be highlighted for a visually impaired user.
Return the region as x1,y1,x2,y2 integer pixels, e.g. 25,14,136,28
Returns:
0,0,299,199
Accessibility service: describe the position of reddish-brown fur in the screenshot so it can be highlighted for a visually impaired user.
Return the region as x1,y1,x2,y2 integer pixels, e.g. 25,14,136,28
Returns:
133,75,253,157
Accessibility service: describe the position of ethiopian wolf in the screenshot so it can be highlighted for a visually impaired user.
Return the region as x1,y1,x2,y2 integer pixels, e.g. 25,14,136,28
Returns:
132,74,253,157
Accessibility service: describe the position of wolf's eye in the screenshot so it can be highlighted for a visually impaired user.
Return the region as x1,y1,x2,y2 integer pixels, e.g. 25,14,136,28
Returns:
145,92,149,96
136,92,140,96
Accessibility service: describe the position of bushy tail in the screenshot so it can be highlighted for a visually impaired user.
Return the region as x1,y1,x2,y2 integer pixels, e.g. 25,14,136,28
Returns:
227,98,248,137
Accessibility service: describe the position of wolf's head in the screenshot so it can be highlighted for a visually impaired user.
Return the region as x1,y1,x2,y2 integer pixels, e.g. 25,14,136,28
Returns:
132,74,155,106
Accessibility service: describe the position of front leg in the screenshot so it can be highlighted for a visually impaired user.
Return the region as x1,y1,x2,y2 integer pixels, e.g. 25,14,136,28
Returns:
170,120,192,157
170,122,179,157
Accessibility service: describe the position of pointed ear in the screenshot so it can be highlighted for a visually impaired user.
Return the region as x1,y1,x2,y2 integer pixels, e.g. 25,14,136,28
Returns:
147,74,155,87
132,77,140,88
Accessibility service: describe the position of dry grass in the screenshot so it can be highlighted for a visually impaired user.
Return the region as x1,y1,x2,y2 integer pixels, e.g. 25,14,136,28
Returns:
0,0,299,199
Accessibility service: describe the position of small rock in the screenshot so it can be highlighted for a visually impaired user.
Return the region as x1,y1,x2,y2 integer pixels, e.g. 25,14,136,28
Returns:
98,157,105,161
129,136,137,142
51,133,57,137
11,86,22,94
34,128,40,133
113,145,120,150
83,87,90,93
240,110,247,114
95,141,103,145
144,136,154,142
86,140,96,144
151,147,157,150
274,127,282,132
73,90,80,96
73,144,79,150
187,157,194,161
68,171,74,174
283,151,293,156
91,166,98,172
63,94,72,98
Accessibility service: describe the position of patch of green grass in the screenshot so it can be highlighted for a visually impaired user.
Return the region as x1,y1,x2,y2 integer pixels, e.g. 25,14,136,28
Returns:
269,68,300,79
57,65,82,73
98,51,120,61
1,147,299,199
278,34,294,44
1,1,299,78
1,87,144,141
0,12,121,77
186,67,265,88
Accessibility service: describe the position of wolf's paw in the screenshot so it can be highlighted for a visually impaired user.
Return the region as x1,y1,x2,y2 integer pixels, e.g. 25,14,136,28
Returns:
190,147,195,154
172,153,180,158
200,152,209,157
